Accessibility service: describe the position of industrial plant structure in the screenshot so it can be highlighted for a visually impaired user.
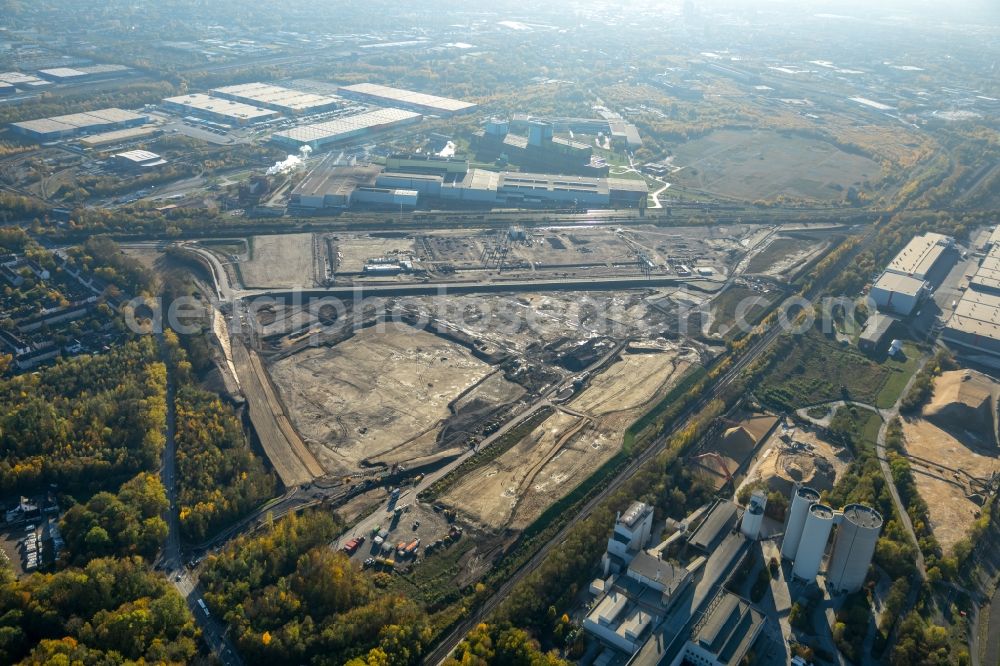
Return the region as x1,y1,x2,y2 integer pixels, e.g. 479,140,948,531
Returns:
944,238,1000,359
779,485,883,591
10,107,149,141
271,108,423,150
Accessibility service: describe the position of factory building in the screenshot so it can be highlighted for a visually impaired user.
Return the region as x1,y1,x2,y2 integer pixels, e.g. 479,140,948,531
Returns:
883,232,953,281
0,72,52,89
602,501,654,573
375,172,443,196
112,150,167,171
161,93,279,126
271,108,422,150
475,119,606,176
210,82,341,115
780,486,883,587
289,161,381,208
827,504,883,593
672,592,765,666
384,154,469,177
10,107,149,141
858,312,898,354
38,64,131,82
869,272,926,316
336,82,477,116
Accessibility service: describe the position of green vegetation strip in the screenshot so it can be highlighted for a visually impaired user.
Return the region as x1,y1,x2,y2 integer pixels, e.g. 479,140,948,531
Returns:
419,406,554,502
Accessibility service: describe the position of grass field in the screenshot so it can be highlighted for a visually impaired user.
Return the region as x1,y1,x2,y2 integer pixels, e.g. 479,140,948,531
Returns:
709,286,780,338
758,330,895,409
670,129,880,202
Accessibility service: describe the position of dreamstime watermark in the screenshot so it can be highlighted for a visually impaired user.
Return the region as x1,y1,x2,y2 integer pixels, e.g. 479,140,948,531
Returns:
122,286,879,344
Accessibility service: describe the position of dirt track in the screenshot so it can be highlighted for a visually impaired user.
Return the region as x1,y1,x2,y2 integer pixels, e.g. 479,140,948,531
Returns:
231,338,324,487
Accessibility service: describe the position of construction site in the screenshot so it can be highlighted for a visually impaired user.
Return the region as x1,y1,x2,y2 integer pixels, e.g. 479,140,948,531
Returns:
168,219,843,594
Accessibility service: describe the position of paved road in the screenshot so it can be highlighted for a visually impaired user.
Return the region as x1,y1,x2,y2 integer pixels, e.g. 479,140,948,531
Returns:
155,333,243,666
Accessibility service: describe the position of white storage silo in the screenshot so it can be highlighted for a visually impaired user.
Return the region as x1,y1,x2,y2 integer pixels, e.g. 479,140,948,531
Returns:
740,489,767,540
792,504,834,581
780,486,820,559
827,504,883,593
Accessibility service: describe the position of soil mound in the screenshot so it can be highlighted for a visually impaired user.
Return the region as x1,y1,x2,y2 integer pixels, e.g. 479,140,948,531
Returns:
923,370,998,446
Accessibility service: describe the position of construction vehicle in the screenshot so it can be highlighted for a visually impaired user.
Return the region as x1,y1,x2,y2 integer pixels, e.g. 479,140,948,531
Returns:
342,536,365,554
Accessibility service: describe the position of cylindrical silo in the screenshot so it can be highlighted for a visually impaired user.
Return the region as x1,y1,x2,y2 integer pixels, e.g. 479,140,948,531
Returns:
792,504,834,581
780,486,820,559
741,490,767,540
827,504,883,593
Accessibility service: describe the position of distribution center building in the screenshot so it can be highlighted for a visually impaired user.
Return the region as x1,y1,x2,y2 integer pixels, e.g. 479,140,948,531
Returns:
883,232,953,281
270,108,422,150
210,82,341,116
869,272,926,316
336,83,477,116
10,107,149,141
161,93,279,126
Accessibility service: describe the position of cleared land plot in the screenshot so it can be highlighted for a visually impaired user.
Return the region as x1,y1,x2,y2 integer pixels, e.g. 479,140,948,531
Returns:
670,129,879,201
334,235,416,273
740,427,851,497
758,331,894,409
269,323,493,475
445,349,691,530
901,418,1000,552
239,233,314,288
231,339,324,486
709,285,780,338
746,237,824,277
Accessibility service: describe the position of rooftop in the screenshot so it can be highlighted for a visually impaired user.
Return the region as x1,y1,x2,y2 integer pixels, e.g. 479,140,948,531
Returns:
272,108,421,144
860,312,897,343
692,592,765,664
292,160,380,199
885,232,951,278
687,499,738,551
872,271,926,297
162,93,277,121
338,82,476,113
627,551,688,592
842,504,883,529
619,501,652,529
945,288,1000,342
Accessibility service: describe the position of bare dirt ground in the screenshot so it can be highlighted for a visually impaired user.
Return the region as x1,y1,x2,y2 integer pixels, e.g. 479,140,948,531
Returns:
444,348,694,531
739,426,851,497
269,322,494,475
238,233,315,288
452,370,525,412
901,418,1000,552
231,338,324,487
333,235,416,273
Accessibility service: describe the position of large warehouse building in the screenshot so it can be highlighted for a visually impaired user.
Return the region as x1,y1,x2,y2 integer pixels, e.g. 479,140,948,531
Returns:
869,232,953,316
943,243,1000,359
869,272,926,316
883,232,953,281
336,83,477,116
10,107,149,141
161,93,279,126
210,82,341,116
270,108,422,149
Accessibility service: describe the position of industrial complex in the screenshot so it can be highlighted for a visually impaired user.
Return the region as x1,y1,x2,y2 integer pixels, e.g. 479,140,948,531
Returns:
580,483,882,664
288,151,647,211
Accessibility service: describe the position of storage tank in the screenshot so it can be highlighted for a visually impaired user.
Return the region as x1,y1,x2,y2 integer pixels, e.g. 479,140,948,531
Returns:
740,490,767,540
827,504,883,593
780,486,820,559
792,504,834,581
